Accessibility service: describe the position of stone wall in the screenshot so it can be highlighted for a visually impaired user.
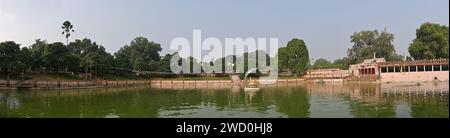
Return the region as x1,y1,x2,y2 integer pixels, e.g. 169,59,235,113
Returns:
380,71,449,83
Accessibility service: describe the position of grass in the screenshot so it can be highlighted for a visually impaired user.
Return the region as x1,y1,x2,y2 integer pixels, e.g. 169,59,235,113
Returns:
151,76,230,80
28,72,84,80
1,72,307,81
1,72,232,81
101,73,138,80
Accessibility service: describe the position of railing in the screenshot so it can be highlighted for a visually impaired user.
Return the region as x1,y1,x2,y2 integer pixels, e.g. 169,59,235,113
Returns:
0,80,151,89
303,73,349,79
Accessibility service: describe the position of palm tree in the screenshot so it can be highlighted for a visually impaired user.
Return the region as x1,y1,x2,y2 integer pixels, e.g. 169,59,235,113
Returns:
61,21,74,46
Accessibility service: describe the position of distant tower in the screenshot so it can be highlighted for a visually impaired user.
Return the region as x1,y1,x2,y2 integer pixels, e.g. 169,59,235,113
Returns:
383,26,387,32
373,52,376,59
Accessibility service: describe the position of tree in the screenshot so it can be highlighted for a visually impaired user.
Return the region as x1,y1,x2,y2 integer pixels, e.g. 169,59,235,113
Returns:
158,53,175,72
71,38,114,75
312,58,332,69
19,47,32,72
408,22,449,60
113,37,162,71
277,47,288,72
333,57,350,69
43,42,73,71
0,41,27,74
61,21,75,46
133,56,147,70
64,54,80,72
113,45,132,69
278,38,310,75
347,30,399,64
29,39,47,70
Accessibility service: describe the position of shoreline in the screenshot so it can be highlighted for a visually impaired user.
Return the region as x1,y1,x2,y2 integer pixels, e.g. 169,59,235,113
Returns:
0,78,448,90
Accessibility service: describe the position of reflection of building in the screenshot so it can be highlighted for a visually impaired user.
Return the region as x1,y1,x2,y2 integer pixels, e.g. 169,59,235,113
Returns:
349,54,449,83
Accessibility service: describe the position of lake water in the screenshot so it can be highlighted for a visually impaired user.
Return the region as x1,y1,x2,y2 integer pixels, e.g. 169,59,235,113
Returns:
0,82,448,118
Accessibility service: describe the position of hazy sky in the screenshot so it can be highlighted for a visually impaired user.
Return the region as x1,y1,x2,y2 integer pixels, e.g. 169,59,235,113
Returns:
0,0,448,61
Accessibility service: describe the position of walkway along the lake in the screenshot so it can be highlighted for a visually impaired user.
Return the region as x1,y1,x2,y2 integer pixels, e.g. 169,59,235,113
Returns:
1,78,447,90
0,79,315,90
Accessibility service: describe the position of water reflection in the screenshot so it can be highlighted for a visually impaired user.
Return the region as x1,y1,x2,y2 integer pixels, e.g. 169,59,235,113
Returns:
0,82,447,118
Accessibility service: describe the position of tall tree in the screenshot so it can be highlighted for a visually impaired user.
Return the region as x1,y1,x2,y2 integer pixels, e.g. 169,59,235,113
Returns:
61,21,75,46
70,38,114,75
408,22,449,60
29,39,47,70
347,30,400,64
278,38,310,75
19,47,32,73
0,41,26,74
113,37,162,71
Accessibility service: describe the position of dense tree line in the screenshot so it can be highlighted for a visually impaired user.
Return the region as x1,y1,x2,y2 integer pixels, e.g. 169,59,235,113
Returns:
1,21,447,78
0,39,113,76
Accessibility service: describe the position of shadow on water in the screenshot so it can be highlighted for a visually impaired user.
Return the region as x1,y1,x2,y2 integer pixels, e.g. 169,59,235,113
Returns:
0,82,448,118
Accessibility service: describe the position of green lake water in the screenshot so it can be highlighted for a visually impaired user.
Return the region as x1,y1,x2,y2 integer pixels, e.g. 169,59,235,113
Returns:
0,83,448,118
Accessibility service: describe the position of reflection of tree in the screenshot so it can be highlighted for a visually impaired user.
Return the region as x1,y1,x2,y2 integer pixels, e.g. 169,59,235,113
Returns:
273,87,310,118
3,84,446,118
199,89,271,112
348,98,396,118
0,94,7,117
408,96,449,118
244,91,272,112
348,84,396,118
0,88,194,118
0,88,277,117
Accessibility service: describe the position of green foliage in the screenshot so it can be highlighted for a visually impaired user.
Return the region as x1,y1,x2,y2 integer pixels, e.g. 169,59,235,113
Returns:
61,21,75,45
42,42,77,71
29,39,47,70
347,30,398,64
25,38,114,75
19,47,32,71
0,41,29,74
133,57,147,70
28,72,83,80
312,58,332,69
70,38,114,74
113,46,132,69
332,57,351,69
408,22,449,60
113,37,162,70
158,53,175,72
278,38,310,75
